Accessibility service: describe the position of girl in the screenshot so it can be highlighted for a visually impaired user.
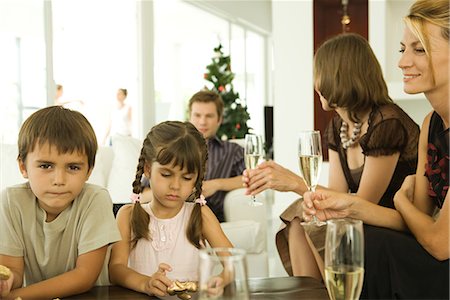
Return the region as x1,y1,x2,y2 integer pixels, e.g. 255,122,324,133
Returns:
304,0,449,298
109,121,233,298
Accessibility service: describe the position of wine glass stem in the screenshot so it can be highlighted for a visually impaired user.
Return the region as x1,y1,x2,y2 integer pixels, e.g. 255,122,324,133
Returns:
309,185,319,224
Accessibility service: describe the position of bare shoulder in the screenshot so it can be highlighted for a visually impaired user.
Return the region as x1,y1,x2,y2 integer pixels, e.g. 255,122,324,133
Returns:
116,204,133,224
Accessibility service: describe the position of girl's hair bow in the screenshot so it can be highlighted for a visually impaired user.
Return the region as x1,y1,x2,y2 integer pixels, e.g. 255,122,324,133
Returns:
130,193,141,204
194,194,207,206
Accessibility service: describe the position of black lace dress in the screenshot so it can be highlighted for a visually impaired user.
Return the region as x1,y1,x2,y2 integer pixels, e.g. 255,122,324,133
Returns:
361,112,449,299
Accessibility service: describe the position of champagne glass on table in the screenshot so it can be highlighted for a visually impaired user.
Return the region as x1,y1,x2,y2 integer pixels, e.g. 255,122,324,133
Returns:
244,134,264,206
298,130,326,226
325,219,364,300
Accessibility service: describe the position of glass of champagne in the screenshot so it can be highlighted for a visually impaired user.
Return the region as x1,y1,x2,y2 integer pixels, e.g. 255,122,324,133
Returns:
298,130,326,226
244,134,264,206
324,219,364,300
198,247,249,300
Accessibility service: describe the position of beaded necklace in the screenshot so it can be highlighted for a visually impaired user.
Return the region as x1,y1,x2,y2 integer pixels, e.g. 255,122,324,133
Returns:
340,121,362,149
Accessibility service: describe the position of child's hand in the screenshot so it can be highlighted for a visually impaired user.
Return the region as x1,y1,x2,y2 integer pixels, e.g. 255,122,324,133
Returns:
0,265,13,298
144,263,173,297
204,276,224,298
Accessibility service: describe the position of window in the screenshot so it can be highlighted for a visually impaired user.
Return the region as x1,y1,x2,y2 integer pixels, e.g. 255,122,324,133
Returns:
0,0,269,144
154,0,268,135
0,0,46,144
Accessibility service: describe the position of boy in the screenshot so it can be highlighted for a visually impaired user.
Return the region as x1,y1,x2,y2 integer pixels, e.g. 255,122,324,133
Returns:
0,106,121,299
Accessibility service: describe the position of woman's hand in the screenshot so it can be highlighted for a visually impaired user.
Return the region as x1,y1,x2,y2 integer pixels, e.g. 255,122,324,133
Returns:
242,160,305,196
393,175,416,209
144,263,173,297
302,190,356,221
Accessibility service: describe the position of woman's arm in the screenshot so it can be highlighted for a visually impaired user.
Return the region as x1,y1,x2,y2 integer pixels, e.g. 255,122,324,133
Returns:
394,114,449,260
356,152,401,203
109,205,172,297
303,190,408,231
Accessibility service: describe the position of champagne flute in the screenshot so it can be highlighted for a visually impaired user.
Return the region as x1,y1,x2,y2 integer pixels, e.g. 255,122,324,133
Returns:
325,219,364,300
244,134,264,206
298,130,326,226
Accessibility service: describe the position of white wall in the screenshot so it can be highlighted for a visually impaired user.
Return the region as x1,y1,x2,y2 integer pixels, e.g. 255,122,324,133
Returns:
271,0,314,218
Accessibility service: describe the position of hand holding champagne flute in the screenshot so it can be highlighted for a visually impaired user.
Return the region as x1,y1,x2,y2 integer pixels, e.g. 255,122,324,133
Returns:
298,130,326,226
244,134,264,206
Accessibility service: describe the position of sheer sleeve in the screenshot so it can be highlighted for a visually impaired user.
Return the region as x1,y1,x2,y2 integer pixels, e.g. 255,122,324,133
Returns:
360,118,408,157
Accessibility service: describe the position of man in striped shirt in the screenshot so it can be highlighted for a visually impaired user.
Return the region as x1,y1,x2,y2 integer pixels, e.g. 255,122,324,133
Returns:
189,90,246,222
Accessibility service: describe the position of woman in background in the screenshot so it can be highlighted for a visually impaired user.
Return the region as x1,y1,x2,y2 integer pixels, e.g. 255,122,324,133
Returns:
103,88,132,145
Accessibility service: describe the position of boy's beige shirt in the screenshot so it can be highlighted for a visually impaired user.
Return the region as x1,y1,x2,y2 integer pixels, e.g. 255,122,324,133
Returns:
0,183,121,286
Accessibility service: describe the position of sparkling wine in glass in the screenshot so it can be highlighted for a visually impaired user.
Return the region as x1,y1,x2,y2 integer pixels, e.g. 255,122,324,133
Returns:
298,130,326,226
244,134,264,206
324,219,364,300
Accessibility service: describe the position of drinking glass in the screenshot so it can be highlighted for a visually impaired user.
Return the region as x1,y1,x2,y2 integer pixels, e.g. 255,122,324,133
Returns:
324,219,364,300
198,247,249,300
298,130,326,226
244,134,264,206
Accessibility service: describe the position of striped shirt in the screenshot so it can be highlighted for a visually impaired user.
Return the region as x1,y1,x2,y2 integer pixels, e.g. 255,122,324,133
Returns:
206,136,245,222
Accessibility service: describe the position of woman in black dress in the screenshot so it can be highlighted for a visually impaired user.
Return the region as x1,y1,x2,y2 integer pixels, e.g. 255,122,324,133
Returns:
304,0,449,298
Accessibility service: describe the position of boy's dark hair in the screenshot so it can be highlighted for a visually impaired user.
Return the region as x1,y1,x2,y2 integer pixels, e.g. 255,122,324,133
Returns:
314,33,392,123
130,121,208,249
17,106,98,170
188,90,224,119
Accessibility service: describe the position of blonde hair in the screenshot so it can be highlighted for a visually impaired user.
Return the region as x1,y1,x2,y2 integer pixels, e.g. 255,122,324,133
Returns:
404,0,450,84
130,121,208,249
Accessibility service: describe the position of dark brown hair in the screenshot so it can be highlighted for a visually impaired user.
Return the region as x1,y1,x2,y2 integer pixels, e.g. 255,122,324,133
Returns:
130,121,208,249
314,33,392,123
17,105,97,169
188,90,224,119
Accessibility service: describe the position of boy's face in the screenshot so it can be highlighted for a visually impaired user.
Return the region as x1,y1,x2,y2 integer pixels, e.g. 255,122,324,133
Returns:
18,142,92,222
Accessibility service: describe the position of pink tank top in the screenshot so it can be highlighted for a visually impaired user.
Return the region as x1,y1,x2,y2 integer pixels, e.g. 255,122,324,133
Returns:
128,202,200,281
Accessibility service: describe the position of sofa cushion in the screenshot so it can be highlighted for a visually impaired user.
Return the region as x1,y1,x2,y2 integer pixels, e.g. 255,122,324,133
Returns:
220,220,265,254
87,147,114,188
0,144,25,191
106,135,142,203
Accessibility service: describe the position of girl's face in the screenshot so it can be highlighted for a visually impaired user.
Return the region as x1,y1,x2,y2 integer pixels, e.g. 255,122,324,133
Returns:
148,160,197,215
398,22,449,96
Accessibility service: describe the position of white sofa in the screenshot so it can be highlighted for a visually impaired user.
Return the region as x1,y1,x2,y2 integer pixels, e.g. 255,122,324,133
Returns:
0,135,269,278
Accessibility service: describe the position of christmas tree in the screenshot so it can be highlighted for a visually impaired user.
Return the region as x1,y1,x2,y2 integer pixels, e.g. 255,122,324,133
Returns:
204,44,251,140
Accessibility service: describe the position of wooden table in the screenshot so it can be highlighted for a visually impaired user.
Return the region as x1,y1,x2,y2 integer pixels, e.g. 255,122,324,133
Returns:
65,276,329,299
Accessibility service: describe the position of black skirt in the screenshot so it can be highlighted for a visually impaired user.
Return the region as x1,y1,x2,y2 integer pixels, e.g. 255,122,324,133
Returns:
361,225,449,299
